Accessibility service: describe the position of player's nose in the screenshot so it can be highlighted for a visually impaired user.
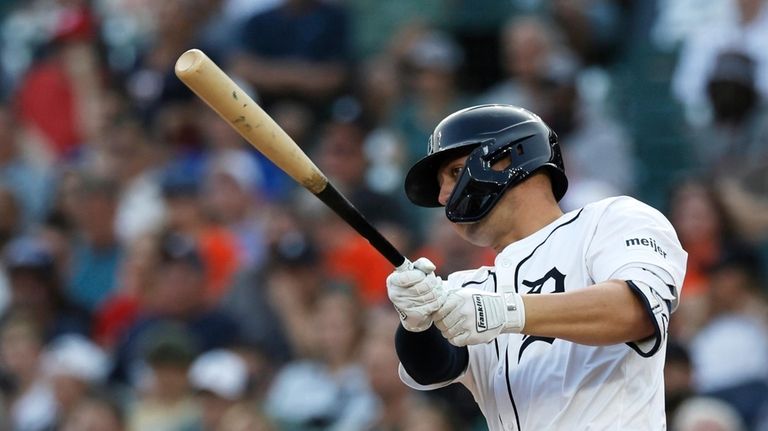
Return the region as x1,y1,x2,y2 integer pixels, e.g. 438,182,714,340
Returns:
438,181,454,206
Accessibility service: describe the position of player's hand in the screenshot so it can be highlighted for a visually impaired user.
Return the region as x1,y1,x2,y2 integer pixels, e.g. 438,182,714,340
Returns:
434,288,526,346
386,257,446,332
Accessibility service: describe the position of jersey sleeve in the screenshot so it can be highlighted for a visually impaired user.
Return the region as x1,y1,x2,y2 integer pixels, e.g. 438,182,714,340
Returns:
585,197,688,357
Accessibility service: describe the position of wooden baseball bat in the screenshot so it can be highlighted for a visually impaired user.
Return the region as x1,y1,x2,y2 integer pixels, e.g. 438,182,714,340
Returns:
174,49,407,268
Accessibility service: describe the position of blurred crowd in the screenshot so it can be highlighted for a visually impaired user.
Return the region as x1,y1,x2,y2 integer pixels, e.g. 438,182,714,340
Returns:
0,0,766,430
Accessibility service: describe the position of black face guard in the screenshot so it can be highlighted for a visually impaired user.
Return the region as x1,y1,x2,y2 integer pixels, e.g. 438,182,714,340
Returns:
444,122,554,223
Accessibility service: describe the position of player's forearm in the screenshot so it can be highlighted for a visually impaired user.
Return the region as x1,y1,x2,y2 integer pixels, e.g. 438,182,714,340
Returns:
521,280,655,345
395,324,468,385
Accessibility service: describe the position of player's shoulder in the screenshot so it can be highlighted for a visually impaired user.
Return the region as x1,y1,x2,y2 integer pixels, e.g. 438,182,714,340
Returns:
581,195,670,224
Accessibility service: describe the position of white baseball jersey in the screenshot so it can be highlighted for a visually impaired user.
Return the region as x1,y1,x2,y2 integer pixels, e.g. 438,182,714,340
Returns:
400,196,687,430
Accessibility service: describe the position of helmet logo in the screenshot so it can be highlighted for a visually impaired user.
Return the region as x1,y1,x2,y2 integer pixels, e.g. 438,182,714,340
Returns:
429,130,442,155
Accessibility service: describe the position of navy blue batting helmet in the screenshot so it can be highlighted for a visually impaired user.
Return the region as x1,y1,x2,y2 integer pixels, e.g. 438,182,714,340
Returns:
404,104,567,223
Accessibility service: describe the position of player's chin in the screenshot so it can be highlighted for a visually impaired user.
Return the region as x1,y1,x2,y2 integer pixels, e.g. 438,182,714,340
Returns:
452,219,492,248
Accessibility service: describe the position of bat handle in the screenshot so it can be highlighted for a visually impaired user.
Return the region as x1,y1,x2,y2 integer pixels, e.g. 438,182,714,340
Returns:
314,183,408,268
395,258,412,272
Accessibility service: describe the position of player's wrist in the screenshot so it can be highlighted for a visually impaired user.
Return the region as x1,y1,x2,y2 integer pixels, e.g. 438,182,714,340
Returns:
401,318,434,333
500,292,526,333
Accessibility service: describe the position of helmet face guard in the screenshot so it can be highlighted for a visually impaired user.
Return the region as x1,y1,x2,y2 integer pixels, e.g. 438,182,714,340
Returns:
445,121,562,223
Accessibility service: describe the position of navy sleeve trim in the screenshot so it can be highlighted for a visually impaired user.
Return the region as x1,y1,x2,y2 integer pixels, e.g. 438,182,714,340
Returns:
624,280,663,358
395,324,469,385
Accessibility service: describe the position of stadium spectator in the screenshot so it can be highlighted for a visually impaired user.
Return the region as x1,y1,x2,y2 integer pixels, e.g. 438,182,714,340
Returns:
41,334,110,428
125,325,200,431
66,175,124,312
2,236,90,341
110,234,240,386
688,248,768,429
231,0,351,111
263,288,378,430
221,232,323,364
0,312,57,431
188,349,250,431
672,0,768,124
0,105,53,228
60,395,126,431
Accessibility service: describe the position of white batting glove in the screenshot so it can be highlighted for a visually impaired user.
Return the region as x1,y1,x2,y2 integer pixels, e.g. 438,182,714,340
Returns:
434,288,526,346
386,257,446,332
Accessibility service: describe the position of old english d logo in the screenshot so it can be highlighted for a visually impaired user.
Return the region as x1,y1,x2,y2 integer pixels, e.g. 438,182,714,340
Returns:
429,130,441,154
518,267,565,362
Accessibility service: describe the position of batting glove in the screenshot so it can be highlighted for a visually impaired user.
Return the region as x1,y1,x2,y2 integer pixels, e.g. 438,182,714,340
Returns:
386,257,446,332
434,288,526,346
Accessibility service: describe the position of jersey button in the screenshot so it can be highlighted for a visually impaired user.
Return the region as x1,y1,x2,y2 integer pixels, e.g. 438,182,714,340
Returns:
500,258,512,268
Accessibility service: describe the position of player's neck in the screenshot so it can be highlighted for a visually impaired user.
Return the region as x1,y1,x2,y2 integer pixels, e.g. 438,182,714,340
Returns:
491,186,564,252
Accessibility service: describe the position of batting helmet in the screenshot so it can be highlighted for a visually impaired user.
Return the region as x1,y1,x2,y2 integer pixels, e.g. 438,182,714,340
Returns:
404,104,568,223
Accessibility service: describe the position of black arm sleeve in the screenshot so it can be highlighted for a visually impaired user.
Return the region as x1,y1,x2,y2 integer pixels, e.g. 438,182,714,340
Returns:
395,324,469,385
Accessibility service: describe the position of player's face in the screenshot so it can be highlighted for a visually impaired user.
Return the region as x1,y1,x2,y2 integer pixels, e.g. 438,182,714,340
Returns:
437,155,510,248
437,155,467,207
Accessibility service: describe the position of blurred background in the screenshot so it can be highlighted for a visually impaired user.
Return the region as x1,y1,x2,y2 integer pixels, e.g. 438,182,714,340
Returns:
0,0,766,430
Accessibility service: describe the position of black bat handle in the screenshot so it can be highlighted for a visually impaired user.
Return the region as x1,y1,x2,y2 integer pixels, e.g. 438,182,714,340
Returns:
315,183,408,268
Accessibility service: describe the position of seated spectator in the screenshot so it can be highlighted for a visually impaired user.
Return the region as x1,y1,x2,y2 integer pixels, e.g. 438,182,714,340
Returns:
667,178,744,342
689,247,768,429
400,396,464,431
695,51,768,245
60,394,126,431
231,0,350,110
111,234,240,386
14,2,106,161
188,349,250,431
477,15,569,114
671,0,768,124
221,233,323,364
359,308,410,431
41,334,110,428
202,149,268,270
0,312,56,431
2,236,90,341
0,186,20,252
264,288,378,430
392,29,466,169
217,402,276,431
126,327,200,431
672,396,746,431
665,341,695,421
105,118,167,245
0,104,53,228
67,175,124,312
688,50,768,175
161,167,240,302
93,233,161,350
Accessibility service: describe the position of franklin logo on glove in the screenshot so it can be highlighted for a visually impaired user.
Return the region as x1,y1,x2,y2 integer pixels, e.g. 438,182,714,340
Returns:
474,294,487,331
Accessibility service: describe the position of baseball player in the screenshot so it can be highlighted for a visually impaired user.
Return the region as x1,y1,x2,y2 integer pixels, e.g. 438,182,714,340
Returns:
387,104,687,430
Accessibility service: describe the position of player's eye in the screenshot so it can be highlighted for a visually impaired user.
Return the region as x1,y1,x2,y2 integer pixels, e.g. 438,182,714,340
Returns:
451,166,464,179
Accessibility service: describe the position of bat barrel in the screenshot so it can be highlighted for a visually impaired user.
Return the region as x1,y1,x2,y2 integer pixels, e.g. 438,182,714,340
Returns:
175,49,406,268
174,49,328,194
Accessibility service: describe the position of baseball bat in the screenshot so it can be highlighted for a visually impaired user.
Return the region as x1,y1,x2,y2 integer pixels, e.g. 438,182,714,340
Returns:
174,49,407,269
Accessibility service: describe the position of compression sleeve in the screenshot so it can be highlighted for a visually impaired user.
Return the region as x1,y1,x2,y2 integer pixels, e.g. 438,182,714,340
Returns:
395,323,469,385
